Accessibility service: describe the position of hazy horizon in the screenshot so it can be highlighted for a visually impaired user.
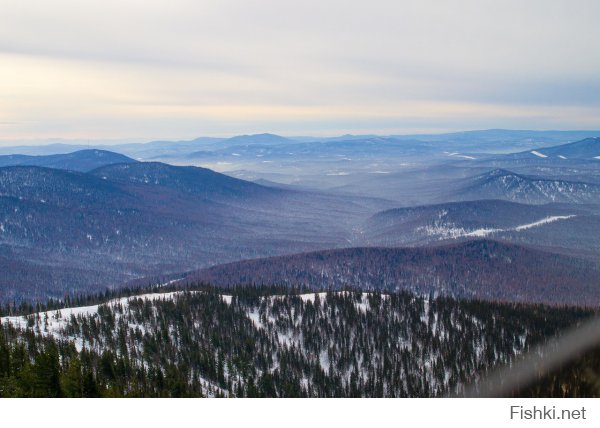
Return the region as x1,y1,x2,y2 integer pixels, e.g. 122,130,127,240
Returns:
1,0,599,142
1,128,600,149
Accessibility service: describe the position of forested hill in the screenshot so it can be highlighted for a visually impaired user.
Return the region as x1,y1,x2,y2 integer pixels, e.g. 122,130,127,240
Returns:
174,240,600,307
1,288,598,398
0,161,389,303
0,149,136,172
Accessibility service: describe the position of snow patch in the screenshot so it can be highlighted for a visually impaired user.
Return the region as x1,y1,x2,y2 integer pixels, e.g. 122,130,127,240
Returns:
530,150,548,158
299,292,328,303
514,215,576,231
464,228,502,237
1,291,193,350
247,309,262,328
447,153,476,159
419,215,576,239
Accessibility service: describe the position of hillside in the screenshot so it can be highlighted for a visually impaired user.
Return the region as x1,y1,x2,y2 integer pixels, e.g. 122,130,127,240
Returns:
1,288,597,397
90,161,281,202
175,240,600,306
0,163,391,303
358,200,600,257
363,200,576,242
453,169,600,205
0,165,131,207
510,137,600,161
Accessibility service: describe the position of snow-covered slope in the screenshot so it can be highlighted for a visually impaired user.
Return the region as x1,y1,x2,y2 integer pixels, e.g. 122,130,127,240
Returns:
361,199,592,251
0,289,541,397
456,169,600,204
1,291,191,349
417,215,576,239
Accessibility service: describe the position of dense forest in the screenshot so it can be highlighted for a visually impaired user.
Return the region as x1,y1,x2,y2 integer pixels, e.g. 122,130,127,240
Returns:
1,286,598,397
176,240,600,306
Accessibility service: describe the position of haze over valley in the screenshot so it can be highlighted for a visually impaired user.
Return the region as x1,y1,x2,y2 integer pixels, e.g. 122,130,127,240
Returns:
1,130,599,305
2,0,600,401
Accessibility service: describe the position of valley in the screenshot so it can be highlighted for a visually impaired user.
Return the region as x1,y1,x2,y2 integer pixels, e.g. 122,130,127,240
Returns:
1,131,599,305
1,129,600,399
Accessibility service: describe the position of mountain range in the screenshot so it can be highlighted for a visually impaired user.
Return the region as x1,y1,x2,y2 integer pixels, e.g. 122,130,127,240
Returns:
0,149,136,172
0,161,392,302
1,130,600,402
0,132,599,306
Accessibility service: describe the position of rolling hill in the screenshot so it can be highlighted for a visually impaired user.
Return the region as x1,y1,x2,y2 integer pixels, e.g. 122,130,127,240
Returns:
0,149,136,172
90,162,283,202
358,200,600,257
453,169,600,205
2,287,595,397
508,137,600,161
0,162,392,303
173,240,600,306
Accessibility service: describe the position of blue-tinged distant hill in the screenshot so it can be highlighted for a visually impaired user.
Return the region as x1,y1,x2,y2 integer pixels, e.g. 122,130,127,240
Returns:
0,162,392,303
90,162,279,201
468,137,600,168
360,199,600,258
0,149,137,172
487,137,600,162
521,137,600,160
2,132,600,305
453,169,600,205
221,133,294,145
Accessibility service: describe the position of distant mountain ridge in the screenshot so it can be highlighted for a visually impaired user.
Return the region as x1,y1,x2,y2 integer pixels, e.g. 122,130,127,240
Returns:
222,133,294,145
4,130,600,159
471,137,600,169
1,131,599,305
0,149,137,172
513,137,600,160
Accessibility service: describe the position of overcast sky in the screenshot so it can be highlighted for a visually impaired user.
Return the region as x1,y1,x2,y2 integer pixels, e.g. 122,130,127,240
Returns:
1,0,599,143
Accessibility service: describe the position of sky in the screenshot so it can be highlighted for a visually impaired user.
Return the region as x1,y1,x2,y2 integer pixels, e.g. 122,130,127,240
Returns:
1,0,599,143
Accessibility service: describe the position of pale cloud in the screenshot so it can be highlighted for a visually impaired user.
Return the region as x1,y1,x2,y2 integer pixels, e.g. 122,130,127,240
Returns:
0,0,599,141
